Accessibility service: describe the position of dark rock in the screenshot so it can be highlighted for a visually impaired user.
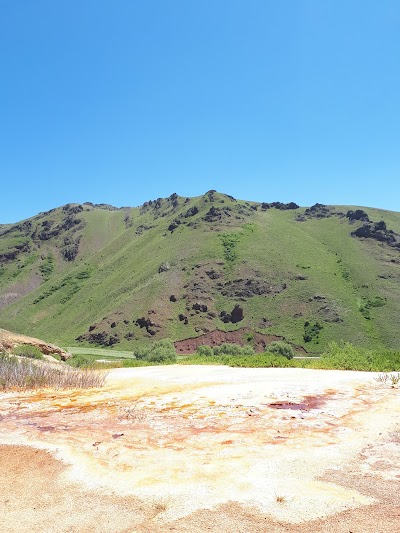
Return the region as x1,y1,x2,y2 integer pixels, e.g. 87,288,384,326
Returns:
206,270,220,280
88,324,96,332
184,206,199,218
219,311,231,323
136,317,153,329
178,314,187,321
76,330,120,346
346,209,369,222
303,203,332,219
192,302,208,312
110,322,116,328
123,319,130,324
170,295,177,302
219,305,244,324
221,279,286,298
203,206,233,222
136,224,153,235
63,204,83,214
168,220,181,232
231,305,244,323
261,202,299,210
351,221,399,246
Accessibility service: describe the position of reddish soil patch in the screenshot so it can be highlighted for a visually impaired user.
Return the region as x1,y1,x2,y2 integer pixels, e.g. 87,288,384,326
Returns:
174,327,307,354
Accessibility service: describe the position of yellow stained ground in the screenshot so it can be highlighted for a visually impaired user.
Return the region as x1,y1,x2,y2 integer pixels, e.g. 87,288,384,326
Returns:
0,365,399,531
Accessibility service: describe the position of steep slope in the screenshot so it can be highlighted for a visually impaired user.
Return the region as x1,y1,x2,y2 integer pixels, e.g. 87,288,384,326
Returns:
0,191,399,351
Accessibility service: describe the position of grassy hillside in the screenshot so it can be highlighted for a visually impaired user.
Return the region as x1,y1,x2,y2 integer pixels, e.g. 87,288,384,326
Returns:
0,191,399,351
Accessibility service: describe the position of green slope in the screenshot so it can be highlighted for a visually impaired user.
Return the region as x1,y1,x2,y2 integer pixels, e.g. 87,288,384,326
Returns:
0,192,399,351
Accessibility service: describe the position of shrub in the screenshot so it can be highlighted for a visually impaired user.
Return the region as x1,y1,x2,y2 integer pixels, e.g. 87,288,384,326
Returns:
12,344,43,360
303,321,323,343
133,339,177,363
68,354,94,368
267,341,294,360
213,343,255,356
196,345,214,357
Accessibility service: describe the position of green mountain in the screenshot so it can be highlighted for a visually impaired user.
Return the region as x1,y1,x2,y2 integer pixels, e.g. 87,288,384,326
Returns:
1,191,399,352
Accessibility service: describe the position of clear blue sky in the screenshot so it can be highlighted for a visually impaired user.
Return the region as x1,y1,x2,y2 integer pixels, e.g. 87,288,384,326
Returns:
1,1,399,223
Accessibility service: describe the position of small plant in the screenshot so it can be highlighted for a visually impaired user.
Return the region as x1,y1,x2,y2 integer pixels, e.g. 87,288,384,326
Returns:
375,372,400,386
12,344,43,360
267,341,294,360
244,332,254,343
390,373,400,386
275,494,286,503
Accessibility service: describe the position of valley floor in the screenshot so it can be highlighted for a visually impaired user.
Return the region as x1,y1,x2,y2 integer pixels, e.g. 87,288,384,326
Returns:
0,366,399,532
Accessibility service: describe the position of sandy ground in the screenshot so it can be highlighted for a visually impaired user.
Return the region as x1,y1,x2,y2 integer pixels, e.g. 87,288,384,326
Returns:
0,365,399,532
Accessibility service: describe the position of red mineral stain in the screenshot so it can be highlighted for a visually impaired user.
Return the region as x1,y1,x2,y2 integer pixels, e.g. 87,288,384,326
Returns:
268,395,327,411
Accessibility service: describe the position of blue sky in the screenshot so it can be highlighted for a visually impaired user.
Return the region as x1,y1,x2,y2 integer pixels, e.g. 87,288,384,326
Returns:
1,0,399,223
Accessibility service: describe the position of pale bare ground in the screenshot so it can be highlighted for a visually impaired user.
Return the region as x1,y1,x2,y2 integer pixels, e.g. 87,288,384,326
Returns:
0,365,399,532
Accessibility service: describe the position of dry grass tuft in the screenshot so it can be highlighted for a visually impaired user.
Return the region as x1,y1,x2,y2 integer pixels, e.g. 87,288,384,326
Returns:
0,354,107,390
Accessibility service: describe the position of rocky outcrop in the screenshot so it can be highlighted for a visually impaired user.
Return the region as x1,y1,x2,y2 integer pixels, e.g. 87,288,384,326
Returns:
261,202,299,210
351,220,400,247
135,315,161,336
303,203,332,219
203,206,232,222
221,279,286,299
0,328,71,360
0,241,30,263
346,209,369,222
220,304,244,324
76,331,120,346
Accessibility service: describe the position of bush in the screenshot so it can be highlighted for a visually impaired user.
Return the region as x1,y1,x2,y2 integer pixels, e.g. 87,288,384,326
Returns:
303,321,323,343
213,343,255,356
12,344,43,360
133,339,177,363
196,345,215,357
267,341,294,360
68,354,94,368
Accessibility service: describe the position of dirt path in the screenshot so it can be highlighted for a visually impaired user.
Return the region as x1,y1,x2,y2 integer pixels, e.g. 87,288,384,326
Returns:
0,366,399,532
